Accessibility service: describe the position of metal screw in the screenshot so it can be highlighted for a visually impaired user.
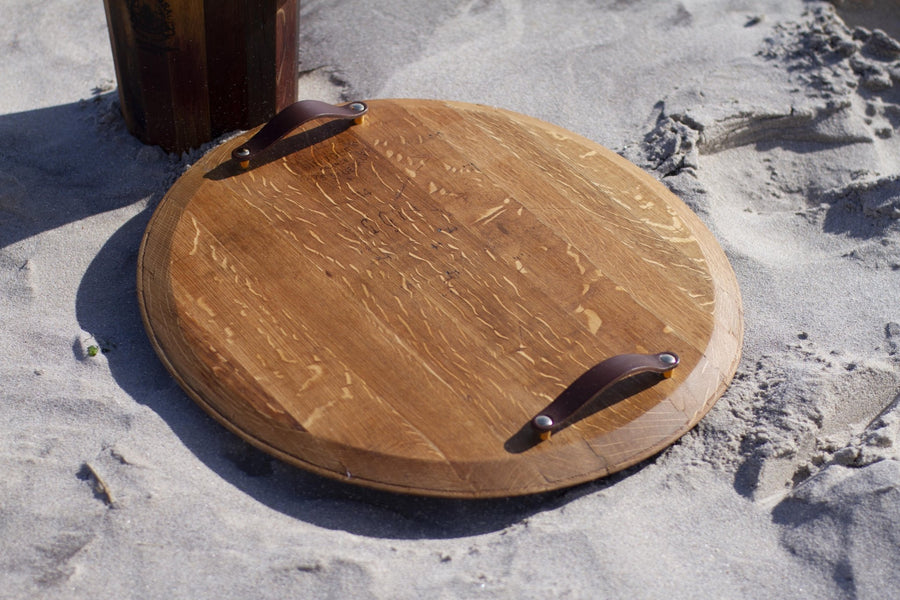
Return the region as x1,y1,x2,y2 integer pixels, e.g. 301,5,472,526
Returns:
349,102,365,112
659,353,677,365
534,415,553,429
235,148,250,158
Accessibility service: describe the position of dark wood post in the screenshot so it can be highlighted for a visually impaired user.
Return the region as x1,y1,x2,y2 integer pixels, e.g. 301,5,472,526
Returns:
102,0,299,153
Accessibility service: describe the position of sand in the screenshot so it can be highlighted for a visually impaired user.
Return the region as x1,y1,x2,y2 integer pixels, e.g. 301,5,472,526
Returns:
2,0,899,598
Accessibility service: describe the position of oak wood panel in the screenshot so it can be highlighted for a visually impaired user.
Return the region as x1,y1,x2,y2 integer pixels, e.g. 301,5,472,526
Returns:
138,99,743,497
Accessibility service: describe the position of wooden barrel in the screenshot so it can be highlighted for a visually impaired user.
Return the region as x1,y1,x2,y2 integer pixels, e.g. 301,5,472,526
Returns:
102,0,299,153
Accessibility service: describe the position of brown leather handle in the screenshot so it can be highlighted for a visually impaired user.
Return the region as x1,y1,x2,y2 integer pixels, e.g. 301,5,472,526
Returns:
532,352,679,440
231,100,369,168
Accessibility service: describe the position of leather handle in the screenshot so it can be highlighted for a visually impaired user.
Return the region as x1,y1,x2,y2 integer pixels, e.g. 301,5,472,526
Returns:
532,352,679,440
231,100,369,169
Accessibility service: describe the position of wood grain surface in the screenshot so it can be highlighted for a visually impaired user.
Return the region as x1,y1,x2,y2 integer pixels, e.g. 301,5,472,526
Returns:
137,99,743,497
102,0,299,152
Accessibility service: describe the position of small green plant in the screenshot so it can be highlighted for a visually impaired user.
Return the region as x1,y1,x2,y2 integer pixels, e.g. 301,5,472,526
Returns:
87,345,100,357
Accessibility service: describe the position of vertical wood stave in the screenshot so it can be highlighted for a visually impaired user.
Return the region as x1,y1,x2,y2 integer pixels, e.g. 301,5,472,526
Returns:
102,0,299,153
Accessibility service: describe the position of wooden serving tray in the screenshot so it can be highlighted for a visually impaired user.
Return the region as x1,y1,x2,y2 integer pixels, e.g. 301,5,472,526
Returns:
137,99,743,498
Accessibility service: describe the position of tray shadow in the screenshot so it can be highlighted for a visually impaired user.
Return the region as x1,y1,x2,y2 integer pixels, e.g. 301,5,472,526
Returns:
0,93,172,250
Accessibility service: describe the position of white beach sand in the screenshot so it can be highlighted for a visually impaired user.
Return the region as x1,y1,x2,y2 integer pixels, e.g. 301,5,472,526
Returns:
2,0,899,597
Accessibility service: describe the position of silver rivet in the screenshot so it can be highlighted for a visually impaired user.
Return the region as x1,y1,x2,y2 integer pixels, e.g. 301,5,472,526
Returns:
659,353,677,365
534,415,553,429
349,102,365,112
235,148,250,158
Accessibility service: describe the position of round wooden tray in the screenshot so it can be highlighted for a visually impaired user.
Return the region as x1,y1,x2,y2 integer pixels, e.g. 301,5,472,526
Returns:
138,99,743,498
